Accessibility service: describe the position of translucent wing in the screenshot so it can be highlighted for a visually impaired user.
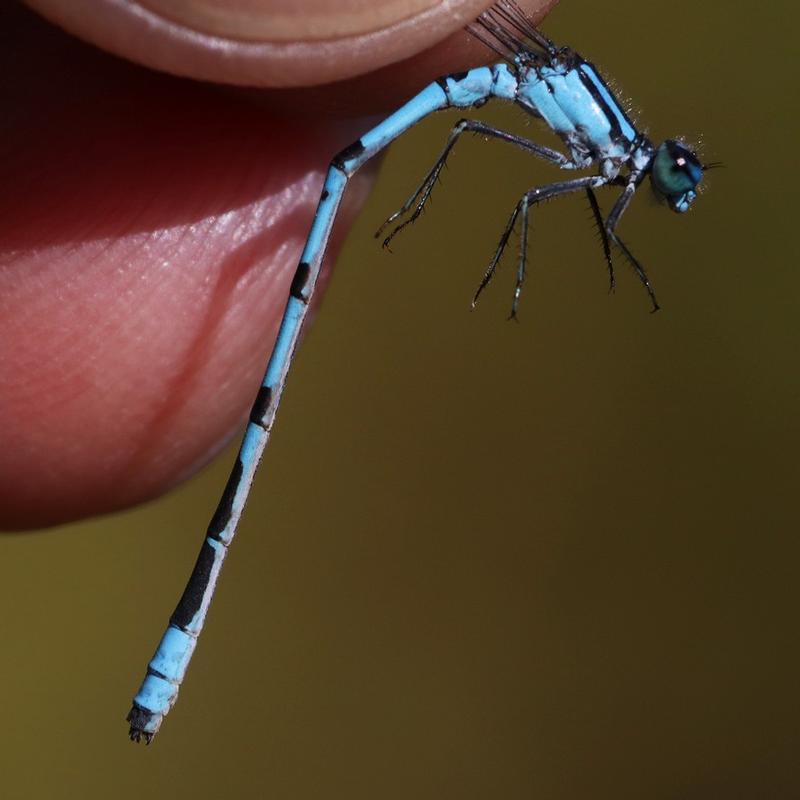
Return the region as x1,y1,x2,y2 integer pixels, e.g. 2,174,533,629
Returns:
469,0,558,66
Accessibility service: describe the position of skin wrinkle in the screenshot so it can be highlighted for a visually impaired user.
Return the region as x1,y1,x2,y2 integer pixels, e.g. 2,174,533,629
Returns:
117,186,360,493
137,0,443,41
114,220,297,490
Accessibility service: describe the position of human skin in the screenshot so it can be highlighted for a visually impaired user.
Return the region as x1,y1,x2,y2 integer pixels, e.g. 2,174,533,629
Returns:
1,0,553,529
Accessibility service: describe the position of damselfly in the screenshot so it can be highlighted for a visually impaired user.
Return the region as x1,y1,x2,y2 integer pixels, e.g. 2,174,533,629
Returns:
127,0,715,743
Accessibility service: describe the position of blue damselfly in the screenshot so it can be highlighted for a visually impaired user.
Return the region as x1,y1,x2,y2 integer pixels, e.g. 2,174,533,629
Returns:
127,0,714,743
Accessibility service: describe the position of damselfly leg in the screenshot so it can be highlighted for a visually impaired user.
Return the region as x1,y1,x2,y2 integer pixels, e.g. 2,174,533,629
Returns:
472,175,609,317
376,118,577,249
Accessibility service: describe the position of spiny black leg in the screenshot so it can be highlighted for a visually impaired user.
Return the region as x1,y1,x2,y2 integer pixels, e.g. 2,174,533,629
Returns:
474,175,608,312
472,201,521,309
585,187,615,292
605,179,659,312
376,118,574,250
608,232,660,312
509,196,530,320
375,143,449,250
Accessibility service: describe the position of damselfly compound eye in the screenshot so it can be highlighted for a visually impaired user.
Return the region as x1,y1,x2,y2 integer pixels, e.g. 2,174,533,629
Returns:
651,139,704,212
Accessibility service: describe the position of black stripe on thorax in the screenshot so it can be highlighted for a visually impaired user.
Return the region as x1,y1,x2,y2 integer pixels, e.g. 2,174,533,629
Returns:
576,58,636,144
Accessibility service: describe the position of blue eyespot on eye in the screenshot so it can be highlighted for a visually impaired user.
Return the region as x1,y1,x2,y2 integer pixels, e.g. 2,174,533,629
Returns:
650,140,703,213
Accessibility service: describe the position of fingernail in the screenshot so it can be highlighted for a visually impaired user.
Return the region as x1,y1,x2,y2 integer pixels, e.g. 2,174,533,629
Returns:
138,0,443,41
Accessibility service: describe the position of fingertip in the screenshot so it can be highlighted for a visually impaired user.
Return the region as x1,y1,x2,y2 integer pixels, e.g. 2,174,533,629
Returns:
0,13,379,528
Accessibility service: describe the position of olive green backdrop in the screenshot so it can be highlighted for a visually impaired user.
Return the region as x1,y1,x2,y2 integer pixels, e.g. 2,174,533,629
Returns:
3,0,798,797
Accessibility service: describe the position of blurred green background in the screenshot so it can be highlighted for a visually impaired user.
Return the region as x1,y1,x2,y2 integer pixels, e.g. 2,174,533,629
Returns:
3,0,798,797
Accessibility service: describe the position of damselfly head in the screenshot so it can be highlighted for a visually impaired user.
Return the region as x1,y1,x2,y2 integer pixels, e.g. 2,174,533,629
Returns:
650,140,704,213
